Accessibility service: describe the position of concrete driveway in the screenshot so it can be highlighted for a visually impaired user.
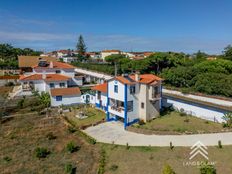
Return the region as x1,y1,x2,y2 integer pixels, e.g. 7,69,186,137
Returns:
83,121,232,147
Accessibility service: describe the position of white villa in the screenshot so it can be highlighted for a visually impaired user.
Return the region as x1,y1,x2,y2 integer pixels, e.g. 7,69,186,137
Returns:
92,73,163,128
19,59,83,106
100,50,121,61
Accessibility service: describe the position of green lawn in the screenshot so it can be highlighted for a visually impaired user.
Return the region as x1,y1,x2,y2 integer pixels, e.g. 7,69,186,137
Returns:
130,111,230,134
64,106,105,128
100,143,232,174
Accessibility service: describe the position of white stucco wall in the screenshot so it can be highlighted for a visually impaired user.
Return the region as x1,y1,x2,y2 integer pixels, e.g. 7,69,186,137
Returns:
81,94,96,104
108,80,125,101
51,94,81,106
164,98,226,123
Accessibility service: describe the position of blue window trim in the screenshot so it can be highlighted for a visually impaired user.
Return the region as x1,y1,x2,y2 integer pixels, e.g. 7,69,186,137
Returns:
124,84,128,129
49,83,55,88
106,82,110,121
114,85,118,93
56,95,62,101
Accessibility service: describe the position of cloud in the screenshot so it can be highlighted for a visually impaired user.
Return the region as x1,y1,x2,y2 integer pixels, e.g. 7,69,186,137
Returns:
0,30,229,54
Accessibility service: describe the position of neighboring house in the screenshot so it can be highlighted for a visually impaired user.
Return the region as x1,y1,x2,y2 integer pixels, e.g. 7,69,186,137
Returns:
62,57,78,63
18,56,57,73
0,75,19,86
81,92,96,104
87,52,101,59
56,50,72,58
19,60,83,106
50,87,82,106
92,73,163,128
91,82,108,111
101,50,121,61
31,61,83,86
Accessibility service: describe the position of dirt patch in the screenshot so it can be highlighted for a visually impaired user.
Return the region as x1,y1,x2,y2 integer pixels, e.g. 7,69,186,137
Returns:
0,114,99,174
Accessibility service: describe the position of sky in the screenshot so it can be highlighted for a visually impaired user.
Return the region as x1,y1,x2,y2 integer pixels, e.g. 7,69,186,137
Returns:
0,0,232,54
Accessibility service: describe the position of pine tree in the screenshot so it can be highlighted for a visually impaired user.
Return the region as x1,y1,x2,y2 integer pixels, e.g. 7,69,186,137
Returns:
76,35,87,56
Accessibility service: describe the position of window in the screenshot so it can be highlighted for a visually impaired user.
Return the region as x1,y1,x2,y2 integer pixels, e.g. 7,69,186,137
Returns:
141,102,144,109
56,96,62,101
49,83,55,88
114,85,118,93
55,70,61,74
60,83,65,88
127,101,133,112
130,86,136,94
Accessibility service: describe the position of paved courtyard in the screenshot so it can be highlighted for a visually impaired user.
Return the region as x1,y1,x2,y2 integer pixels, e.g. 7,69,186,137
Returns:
83,121,232,147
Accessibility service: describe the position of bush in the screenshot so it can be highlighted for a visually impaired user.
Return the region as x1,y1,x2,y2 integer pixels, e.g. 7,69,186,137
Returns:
200,163,216,174
162,164,176,174
109,164,118,171
67,126,77,133
64,163,76,174
5,81,14,86
35,147,50,159
46,132,56,140
170,142,174,150
66,141,80,153
126,143,130,150
98,148,106,174
3,156,12,162
138,119,145,125
218,140,222,149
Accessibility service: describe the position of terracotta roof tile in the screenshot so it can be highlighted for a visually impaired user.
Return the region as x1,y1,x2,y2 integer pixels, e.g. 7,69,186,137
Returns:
91,83,107,93
33,61,75,69
101,50,121,53
50,87,81,96
130,74,163,84
18,56,57,68
20,74,70,82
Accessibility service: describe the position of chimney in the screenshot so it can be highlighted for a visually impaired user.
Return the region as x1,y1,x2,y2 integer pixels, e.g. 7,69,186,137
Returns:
135,71,140,82
42,71,46,80
49,61,53,68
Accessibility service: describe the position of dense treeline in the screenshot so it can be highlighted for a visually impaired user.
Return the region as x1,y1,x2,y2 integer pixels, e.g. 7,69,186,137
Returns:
0,44,42,69
74,45,232,97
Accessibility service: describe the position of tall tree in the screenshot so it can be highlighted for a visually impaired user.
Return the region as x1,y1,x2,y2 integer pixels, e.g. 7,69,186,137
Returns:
223,44,232,61
76,35,87,56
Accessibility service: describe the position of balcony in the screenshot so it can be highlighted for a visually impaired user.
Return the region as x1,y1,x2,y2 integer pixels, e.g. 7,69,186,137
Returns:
108,99,125,117
149,93,161,101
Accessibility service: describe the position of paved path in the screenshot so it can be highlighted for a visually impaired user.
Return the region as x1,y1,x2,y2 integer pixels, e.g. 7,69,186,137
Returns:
84,121,232,147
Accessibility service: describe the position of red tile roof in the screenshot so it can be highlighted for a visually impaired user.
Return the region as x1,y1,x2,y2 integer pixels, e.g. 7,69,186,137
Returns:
91,83,107,93
115,76,136,85
19,74,70,82
129,74,163,84
33,61,75,69
50,87,81,96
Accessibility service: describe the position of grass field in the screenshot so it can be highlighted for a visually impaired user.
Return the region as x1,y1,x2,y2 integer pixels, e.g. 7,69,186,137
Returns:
0,86,13,99
130,111,230,135
0,114,100,174
64,106,105,128
101,144,232,174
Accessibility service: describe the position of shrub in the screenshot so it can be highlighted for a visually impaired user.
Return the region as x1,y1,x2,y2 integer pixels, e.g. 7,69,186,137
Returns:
184,118,190,122
46,132,56,140
138,119,145,125
3,156,12,162
5,82,14,86
66,141,80,153
35,147,50,159
126,143,130,150
162,164,176,174
170,142,174,150
200,163,216,174
218,140,222,149
64,163,76,174
109,164,118,171
67,126,77,133
98,148,106,174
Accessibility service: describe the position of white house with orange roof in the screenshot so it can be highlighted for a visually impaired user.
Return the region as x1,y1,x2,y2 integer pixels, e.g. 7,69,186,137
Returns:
92,73,163,128
19,59,83,106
